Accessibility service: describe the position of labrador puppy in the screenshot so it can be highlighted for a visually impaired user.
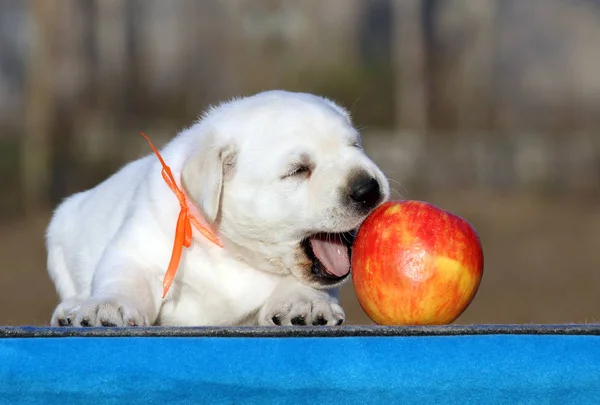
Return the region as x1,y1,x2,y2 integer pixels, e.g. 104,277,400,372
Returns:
46,90,390,327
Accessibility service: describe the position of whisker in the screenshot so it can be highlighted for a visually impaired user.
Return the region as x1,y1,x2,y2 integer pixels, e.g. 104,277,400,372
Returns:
387,178,409,199
350,97,361,116
341,232,353,245
387,178,403,187
389,187,406,200
356,124,379,132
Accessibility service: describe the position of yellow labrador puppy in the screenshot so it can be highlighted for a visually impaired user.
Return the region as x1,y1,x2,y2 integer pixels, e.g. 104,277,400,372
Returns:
46,90,390,327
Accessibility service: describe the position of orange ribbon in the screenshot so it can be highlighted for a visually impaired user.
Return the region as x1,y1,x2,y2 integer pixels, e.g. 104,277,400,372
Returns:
140,132,223,298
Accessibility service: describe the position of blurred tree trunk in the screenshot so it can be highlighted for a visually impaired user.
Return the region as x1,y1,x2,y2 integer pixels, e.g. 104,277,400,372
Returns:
22,0,57,214
454,0,498,132
392,0,427,134
52,0,97,202
123,0,142,118
421,0,455,132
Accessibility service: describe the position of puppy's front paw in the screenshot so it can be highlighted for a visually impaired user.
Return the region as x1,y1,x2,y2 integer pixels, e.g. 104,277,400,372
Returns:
259,290,345,326
72,297,150,327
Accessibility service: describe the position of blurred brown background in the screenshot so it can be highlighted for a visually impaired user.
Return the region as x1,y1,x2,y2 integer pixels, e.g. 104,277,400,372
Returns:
1,0,599,326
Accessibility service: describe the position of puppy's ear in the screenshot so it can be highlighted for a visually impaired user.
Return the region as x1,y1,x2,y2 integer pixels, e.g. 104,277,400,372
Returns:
181,141,237,224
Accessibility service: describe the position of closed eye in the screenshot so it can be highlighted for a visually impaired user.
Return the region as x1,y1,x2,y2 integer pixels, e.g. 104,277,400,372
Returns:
283,164,312,179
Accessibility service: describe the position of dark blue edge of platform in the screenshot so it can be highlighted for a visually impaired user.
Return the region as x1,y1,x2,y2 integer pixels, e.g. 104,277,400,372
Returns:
1,323,600,338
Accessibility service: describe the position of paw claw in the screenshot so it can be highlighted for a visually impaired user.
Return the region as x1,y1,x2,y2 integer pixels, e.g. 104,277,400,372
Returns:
57,317,72,327
51,299,81,327
313,314,327,326
291,315,306,326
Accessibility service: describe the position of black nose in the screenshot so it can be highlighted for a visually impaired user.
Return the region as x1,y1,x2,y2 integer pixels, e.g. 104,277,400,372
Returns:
349,175,381,209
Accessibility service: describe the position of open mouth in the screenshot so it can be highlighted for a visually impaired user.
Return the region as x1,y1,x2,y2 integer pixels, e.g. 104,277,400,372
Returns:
301,231,356,281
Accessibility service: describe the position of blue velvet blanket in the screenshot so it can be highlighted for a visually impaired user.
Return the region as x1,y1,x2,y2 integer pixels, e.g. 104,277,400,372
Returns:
1,325,599,404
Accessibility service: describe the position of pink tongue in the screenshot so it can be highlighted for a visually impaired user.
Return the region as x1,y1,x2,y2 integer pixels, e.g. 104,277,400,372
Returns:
309,233,350,277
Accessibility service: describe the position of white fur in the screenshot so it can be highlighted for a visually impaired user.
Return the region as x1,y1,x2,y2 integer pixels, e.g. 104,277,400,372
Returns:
46,90,389,327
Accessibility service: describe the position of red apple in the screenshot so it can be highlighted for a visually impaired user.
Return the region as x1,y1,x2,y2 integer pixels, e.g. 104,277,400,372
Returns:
351,200,484,325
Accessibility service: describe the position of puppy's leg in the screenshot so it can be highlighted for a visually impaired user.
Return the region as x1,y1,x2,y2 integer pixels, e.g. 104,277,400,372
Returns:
258,278,345,326
72,251,162,327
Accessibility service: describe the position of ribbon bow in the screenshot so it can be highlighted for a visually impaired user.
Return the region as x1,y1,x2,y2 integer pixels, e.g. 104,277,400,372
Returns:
140,132,223,298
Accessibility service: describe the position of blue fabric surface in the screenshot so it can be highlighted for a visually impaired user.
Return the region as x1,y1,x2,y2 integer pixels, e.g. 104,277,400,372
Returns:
1,334,599,404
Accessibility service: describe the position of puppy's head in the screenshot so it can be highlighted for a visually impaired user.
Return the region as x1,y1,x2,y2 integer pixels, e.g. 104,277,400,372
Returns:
182,90,390,289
